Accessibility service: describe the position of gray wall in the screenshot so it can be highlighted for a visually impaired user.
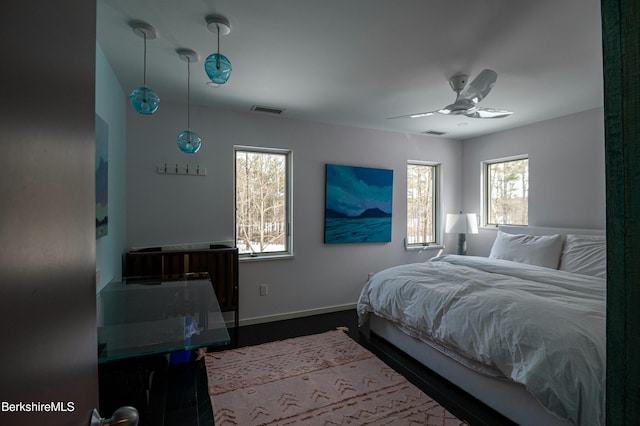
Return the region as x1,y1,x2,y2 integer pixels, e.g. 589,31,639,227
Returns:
126,101,462,323
0,1,98,425
461,108,606,255
95,43,127,291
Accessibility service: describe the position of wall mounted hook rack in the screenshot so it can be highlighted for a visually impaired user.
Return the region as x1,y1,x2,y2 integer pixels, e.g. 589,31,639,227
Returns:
156,163,207,176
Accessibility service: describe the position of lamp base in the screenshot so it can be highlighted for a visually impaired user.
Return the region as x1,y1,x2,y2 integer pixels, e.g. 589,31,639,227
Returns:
457,233,467,255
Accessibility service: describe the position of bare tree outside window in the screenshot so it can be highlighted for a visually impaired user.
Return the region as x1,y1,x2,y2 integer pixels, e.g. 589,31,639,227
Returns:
485,157,528,225
235,149,290,255
407,163,439,245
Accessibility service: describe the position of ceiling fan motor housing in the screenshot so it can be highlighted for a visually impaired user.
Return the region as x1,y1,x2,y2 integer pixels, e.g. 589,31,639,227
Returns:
449,74,468,92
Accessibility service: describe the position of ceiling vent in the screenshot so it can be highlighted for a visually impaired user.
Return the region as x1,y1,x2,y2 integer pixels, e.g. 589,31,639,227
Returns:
422,130,446,136
250,105,286,115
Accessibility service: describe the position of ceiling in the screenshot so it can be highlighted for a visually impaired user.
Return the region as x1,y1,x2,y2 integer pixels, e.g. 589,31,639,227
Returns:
96,0,604,140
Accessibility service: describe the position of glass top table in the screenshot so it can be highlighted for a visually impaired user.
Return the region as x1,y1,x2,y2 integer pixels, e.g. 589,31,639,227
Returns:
97,273,230,363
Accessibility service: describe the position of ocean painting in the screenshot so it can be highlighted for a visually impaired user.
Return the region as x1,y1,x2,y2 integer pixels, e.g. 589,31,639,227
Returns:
324,164,393,244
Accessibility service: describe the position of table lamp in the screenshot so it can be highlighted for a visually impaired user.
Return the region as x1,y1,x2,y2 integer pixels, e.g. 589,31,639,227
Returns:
445,212,479,255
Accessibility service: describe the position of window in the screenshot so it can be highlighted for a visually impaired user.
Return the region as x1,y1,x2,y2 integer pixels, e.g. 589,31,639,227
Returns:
235,147,292,257
484,156,529,226
406,162,439,246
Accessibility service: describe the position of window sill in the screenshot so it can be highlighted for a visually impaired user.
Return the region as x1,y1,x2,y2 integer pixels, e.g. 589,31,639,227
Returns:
239,253,295,262
405,244,444,251
480,225,529,231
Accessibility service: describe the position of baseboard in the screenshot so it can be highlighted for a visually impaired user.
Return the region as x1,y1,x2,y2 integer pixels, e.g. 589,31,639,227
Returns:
231,303,357,327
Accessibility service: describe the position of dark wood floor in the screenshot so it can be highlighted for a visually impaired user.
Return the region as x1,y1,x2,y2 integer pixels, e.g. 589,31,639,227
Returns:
100,309,514,425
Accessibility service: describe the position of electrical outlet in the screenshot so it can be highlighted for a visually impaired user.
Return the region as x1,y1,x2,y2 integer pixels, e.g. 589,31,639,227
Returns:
260,284,268,296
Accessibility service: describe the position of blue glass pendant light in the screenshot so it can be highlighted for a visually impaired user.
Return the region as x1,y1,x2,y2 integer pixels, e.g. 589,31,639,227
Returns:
204,15,232,85
176,49,201,154
129,22,160,114
177,129,202,153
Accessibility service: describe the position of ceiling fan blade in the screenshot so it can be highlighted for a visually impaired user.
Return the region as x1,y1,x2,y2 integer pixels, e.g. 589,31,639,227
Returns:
459,69,498,103
388,111,436,119
464,107,513,119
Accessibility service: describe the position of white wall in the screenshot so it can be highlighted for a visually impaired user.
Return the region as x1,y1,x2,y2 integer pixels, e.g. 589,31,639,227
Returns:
126,101,462,323
461,108,606,255
95,43,127,291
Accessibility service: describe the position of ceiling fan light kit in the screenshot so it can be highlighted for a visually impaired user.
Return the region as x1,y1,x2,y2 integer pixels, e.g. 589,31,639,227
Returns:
129,21,160,115
204,15,233,85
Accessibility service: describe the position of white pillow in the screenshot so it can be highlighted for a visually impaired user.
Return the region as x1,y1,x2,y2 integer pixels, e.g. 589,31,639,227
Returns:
559,234,606,279
489,231,563,269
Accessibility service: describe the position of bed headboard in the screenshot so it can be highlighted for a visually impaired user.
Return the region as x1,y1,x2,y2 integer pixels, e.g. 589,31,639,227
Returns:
499,225,605,238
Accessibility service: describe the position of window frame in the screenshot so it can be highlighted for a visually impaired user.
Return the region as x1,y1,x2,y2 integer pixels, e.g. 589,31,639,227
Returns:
234,146,293,260
406,160,441,249
482,154,529,227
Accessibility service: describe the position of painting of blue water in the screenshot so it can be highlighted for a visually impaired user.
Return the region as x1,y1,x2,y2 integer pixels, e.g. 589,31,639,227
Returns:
324,164,393,244
324,217,392,243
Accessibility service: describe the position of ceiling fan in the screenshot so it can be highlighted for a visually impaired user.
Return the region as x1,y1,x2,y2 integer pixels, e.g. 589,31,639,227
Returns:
391,69,513,119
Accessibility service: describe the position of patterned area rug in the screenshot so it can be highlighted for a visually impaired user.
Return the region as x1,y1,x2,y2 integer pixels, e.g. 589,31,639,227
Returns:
205,329,465,425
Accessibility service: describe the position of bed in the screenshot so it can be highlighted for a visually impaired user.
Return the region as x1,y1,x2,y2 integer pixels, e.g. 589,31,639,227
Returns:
357,226,606,426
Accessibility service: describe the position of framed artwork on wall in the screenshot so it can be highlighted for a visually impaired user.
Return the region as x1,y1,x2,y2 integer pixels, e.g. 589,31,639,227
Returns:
324,164,393,244
95,114,109,239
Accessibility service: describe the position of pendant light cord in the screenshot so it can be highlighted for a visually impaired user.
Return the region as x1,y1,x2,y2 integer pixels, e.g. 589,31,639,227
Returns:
216,25,221,70
217,25,221,55
187,57,191,130
143,33,147,87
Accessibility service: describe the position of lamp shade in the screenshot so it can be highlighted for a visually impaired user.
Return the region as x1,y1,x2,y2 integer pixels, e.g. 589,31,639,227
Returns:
445,213,479,234
176,130,201,154
204,53,232,84
129,86,160,114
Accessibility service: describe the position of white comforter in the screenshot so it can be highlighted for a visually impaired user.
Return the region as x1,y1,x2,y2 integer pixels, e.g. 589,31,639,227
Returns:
357,255,605,426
